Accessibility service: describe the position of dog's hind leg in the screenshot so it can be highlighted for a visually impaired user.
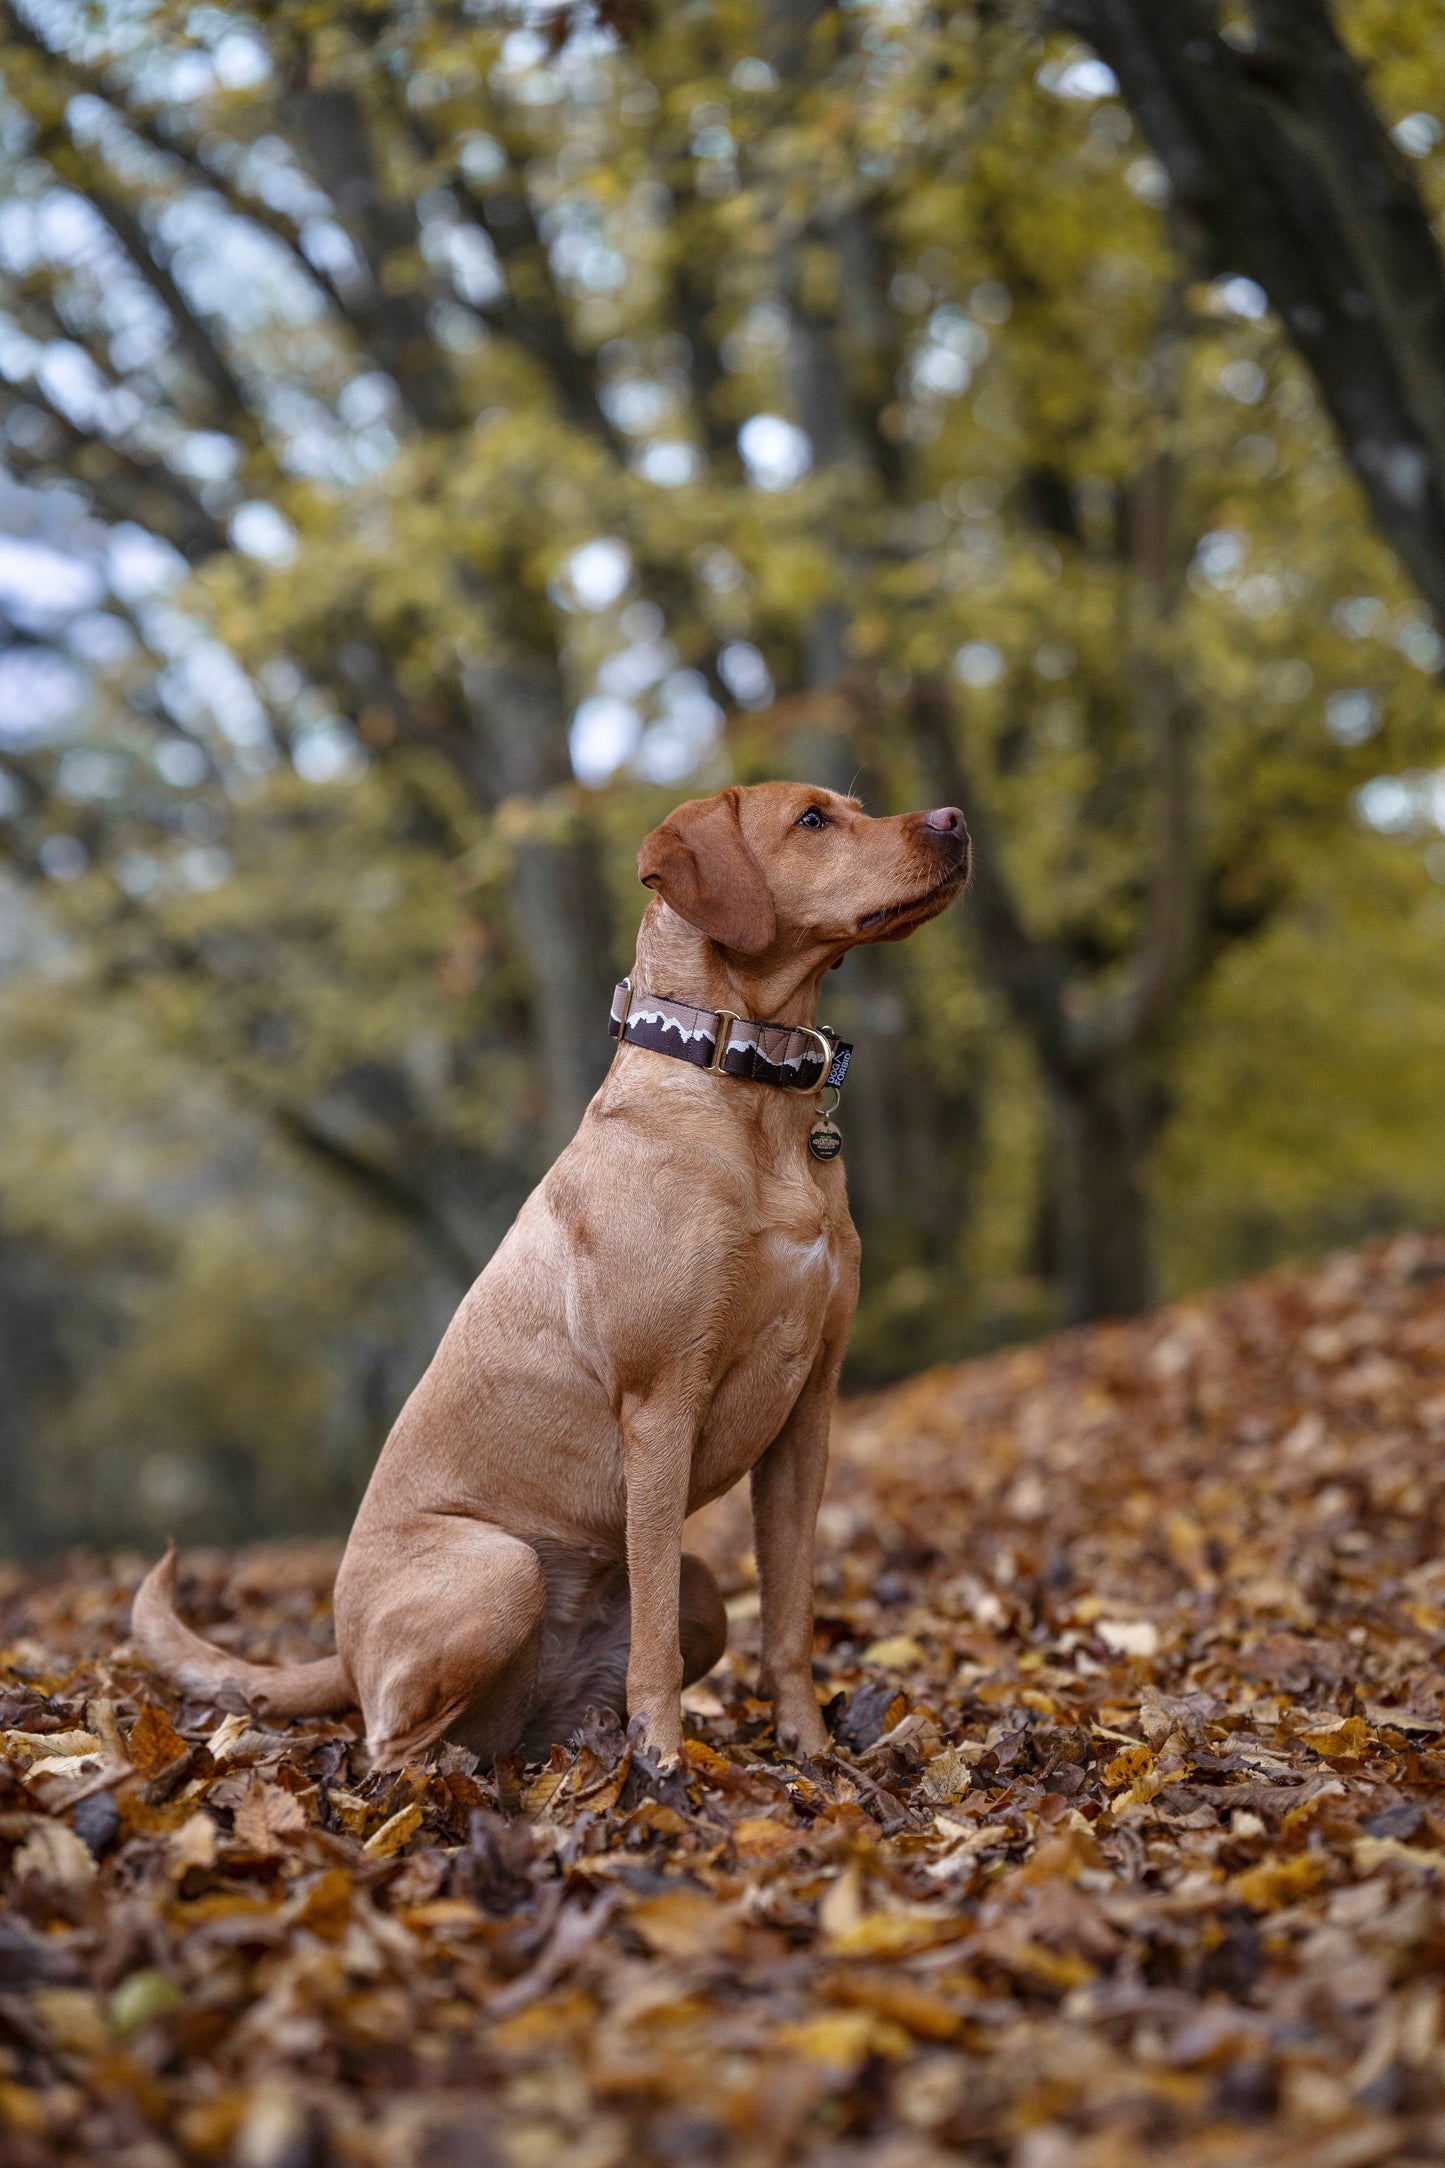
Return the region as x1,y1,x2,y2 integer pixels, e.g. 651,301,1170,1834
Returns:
335,1516,547,1771
521,1550,727,1756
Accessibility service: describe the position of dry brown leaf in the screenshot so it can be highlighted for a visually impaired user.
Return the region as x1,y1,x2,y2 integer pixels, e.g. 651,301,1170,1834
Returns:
232,1779,307,1854
6,1238,1445,2164
12,1820,97,1888
168,1811,218,1872
628,1890,744,1959
1232,1852,1330,1911
127,1702,187,1778
732,1815,801,1859
2,1728,102,1762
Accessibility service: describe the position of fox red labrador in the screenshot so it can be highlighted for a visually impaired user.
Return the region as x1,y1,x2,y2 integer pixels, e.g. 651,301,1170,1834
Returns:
134,782,969,1767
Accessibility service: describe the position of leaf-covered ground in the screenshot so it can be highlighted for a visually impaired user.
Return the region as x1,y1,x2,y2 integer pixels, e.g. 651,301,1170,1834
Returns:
6,1235,1445,2168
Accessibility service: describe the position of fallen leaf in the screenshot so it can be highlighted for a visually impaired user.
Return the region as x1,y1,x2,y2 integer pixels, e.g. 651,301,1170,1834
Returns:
862,1634,925,1670
362,1801,423,1857
1,1729,102,1762
1232,1853,1330,1912
12,1821,97,1889
1300,1714,1369,1758
732,1815,801,1859
110,1970,184,2035
31,1989,110,2056
826,1912,969,1960
1103,1744,1154,1788
127,1704,186,1779
775,2010,908,2072
233,1780,306,1854
1096,1619,1160,1658
168,1811,218,1872
206,1713,250,1761
628,1890,743,1958
919,1745,972,1802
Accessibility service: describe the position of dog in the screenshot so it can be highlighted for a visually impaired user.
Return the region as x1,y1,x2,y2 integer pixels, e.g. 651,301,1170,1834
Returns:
133,781,969,1768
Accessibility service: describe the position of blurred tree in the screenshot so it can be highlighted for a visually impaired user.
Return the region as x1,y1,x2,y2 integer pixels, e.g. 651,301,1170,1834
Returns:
1059,0,1445,624
1,0,1444,1547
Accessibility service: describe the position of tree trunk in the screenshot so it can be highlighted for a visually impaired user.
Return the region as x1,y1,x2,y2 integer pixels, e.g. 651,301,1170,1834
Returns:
465,651,617,1160
1046,1057,1158,1325
0,1228,64,1557
1057,0,1445,624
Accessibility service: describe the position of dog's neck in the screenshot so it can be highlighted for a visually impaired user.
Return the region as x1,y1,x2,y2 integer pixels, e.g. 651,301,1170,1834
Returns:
632,901,833,1028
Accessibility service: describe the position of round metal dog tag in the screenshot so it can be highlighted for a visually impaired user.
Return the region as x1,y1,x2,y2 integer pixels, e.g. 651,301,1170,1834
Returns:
808,1118,843,1162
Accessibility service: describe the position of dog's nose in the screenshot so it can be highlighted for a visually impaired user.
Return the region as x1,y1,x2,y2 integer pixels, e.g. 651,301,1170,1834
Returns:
923,805,967,837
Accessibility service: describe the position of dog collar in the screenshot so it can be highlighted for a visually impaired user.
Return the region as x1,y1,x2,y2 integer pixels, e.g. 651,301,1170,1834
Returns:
608,978,852,1095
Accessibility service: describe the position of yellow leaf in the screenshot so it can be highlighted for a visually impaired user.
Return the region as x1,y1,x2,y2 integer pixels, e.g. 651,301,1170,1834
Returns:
488,1989,595,2053
110,1970,184,2036
732,1815,800,1859
822,1966,967,2042
776,2011,907,2072
863,1634,925,1671
628,1890,743,1959
1103,1745,1153,1788
1009,1941,1096,1990
1017,1828,1104,1882
173,2095,247,2160
31,1989,110,2056
326,1787,371,1836
827,1912,967,1960
1232,1852,1329,1912
1353,1835,1445,1876
0,2083,48,2134
1300,1715,1368,1759
291,1868,353,1939
362,1801,424,1857
683,1738,737,1785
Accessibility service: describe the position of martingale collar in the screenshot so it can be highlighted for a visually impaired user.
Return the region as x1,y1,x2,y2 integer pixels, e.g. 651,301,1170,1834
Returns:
608,979,853,1095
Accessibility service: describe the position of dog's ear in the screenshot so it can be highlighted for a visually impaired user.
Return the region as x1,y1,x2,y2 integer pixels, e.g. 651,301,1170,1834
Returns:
638,789,776,956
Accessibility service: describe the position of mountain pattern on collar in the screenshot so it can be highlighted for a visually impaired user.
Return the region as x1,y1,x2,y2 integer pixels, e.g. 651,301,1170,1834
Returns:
608,980,851,1093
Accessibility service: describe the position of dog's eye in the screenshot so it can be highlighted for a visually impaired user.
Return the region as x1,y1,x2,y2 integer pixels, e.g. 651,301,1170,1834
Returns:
795,807,829,830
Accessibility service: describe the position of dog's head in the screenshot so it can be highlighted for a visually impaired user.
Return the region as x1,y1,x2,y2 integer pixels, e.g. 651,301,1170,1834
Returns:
638,782,970,964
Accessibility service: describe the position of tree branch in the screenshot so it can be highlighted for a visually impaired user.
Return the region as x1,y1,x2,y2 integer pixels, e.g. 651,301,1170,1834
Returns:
904,675,1073,1071
1054,0,1445,624
281,79,460,430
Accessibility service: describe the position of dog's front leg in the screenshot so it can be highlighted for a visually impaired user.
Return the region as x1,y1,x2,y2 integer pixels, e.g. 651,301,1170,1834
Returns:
621,1396,695,1766
750,1357,838,1760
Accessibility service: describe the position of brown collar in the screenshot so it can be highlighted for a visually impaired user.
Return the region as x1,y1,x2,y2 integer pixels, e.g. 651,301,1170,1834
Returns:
608,979,852,1093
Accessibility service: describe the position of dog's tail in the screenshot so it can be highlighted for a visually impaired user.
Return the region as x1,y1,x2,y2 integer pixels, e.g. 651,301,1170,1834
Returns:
131,1543,354,1718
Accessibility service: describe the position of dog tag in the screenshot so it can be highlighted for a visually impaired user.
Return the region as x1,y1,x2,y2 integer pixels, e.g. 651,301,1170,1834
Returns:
808,1116,843,1162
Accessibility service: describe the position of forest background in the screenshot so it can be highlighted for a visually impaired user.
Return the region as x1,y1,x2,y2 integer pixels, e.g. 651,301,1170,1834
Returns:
1,0,1444,1560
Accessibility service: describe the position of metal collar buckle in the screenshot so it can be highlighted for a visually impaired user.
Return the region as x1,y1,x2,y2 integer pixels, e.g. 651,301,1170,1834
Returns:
706,1011,739,1072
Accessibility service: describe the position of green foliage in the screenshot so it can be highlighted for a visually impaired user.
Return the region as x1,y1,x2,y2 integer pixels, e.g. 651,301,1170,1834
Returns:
0,0,1443,1550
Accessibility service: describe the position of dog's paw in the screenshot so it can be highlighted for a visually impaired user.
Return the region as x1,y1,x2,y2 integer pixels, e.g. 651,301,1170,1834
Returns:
774,1704,830,1761
627,1707,682,1769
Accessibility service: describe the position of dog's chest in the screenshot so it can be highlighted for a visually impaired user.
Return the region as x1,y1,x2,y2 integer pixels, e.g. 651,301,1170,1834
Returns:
686,1210,844,1501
